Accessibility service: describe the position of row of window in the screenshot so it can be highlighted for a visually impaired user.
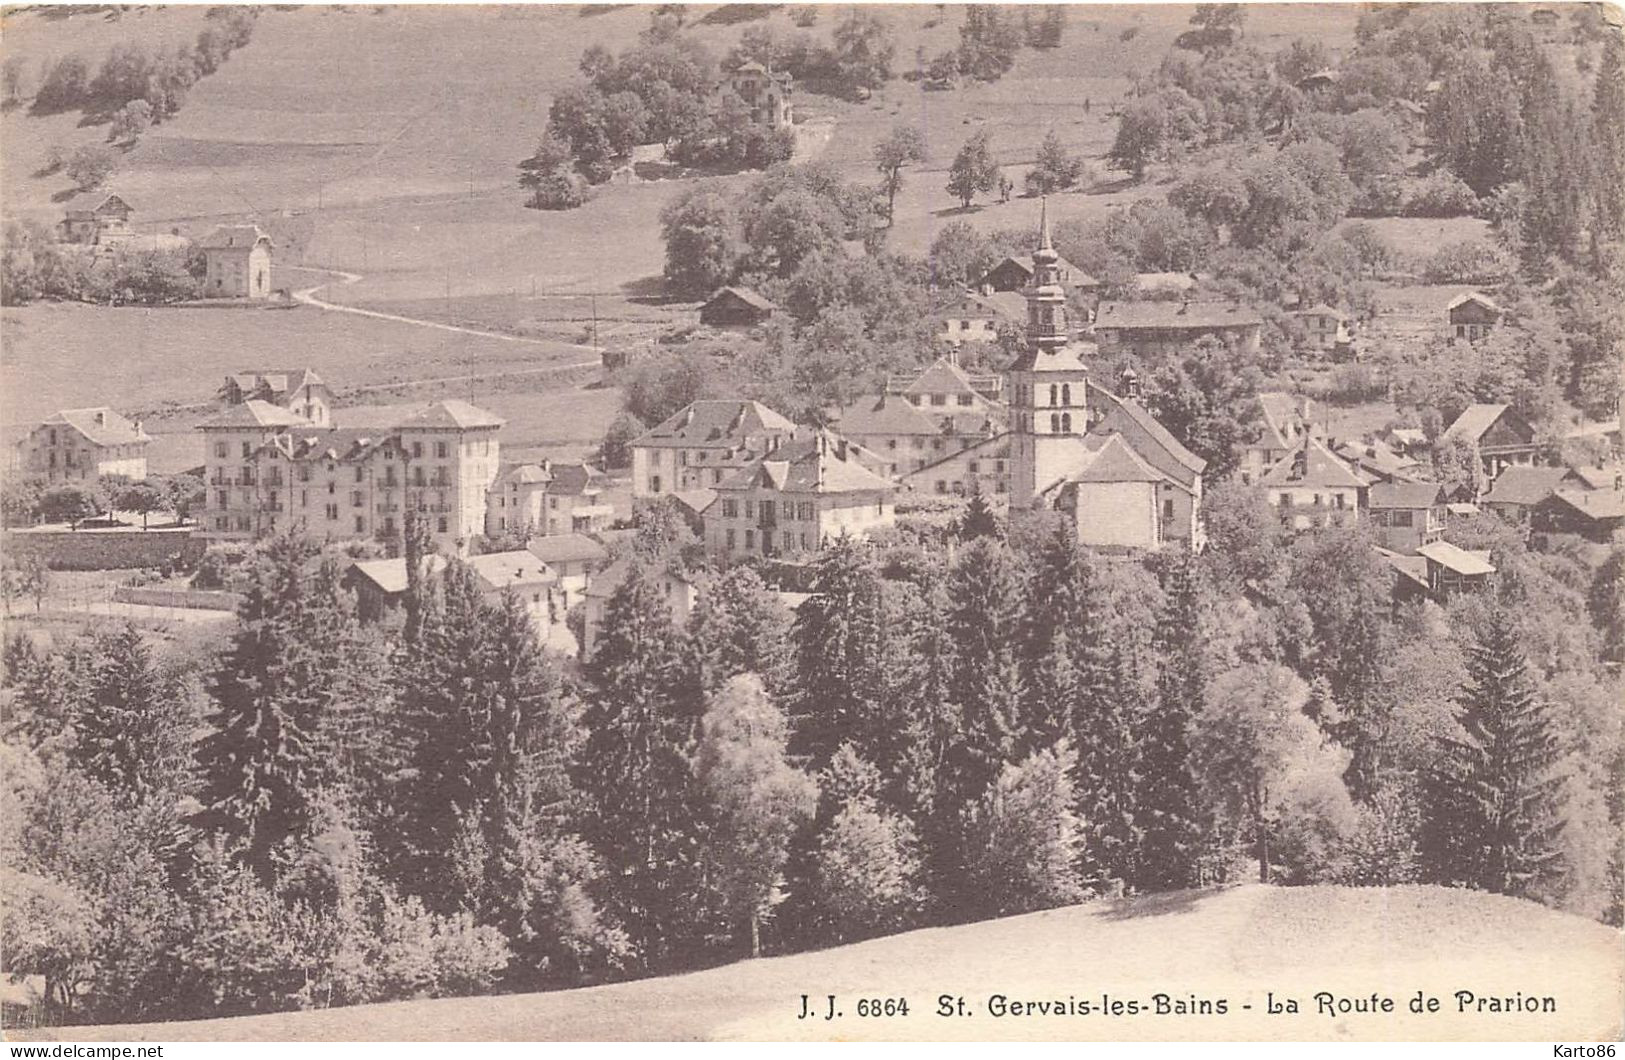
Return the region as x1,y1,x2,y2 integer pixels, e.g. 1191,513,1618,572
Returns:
724,528,814,552
718,498,820,521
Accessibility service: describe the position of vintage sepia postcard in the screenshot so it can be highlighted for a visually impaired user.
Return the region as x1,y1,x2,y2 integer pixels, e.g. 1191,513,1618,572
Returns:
0,0,1621,1045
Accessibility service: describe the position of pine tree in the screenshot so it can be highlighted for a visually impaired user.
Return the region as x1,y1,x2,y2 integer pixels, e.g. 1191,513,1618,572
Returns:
944,537,1028,803
1421,608,1566,899
1136,553,1208,891
790,536,889,771
577,561,708,972
958,491,999,540
1330,585,1393,805
194,535,349,875
689,565,793,697
70,623,192,808
1073,644,1146,891
1591,35,1625,240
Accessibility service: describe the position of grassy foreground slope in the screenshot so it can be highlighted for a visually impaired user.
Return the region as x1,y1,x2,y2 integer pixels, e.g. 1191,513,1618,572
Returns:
17,885,1621,1042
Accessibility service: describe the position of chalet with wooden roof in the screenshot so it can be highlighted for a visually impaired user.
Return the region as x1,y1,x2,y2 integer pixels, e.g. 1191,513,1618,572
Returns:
976,252,1099,296
936,288,1027,345
1446,291,1501,343
1442,403,1540,476
1532,487,1625,543
58,193,133,246
1480,464,1569,522
1093,300,1263,359
1367,479,1445,553
700,286,777,328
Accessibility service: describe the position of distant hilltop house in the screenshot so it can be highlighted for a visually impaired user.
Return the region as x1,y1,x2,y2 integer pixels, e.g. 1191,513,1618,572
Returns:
16,407,150,485
1447,291,1501,343
700,286,777,329
727,61,794,129
220,369,333,427
200,225,274,299
1093,300,1263,359
58,193,134,246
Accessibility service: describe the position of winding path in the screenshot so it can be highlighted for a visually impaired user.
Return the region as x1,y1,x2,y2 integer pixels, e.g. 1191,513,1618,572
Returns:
289,265,605,360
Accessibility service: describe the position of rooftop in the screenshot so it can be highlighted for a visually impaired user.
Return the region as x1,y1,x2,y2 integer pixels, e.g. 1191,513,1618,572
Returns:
396,399,505,431
1095,300,1264,331
199,224,272,250
1446,291,1501,314
468,550,557,591
705,286,776,312
41,407,150,448
1071,433,1166,484
1260,435,1367,491
634,399,797,449
349,555,448,595
1482,464,1569,506
1368,480,1444,509
526,534,608,566
1547,488,1625,521
1417,540,1497,576
198,399,312,430
719,431,896,495
1443,403,1518,444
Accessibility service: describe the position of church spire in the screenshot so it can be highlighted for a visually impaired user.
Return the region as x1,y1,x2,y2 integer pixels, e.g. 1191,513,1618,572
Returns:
1025,196,1068,351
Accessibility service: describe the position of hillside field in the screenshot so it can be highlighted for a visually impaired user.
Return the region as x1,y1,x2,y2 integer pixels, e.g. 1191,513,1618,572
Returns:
10,884,1619,1042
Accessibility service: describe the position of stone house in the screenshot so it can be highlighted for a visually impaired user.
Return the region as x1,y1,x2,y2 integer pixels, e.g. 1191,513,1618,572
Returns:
16,408,150,485
200,225,274,299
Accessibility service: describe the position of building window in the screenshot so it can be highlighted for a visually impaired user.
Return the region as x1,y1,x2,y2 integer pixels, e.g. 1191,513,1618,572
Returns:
355,466,364,483
722,499,738,518
1050,414,1060,432
355,515,365,533
1062,383,1071,405
214,441,228,459
745,529,755,549
745,500,755,518
352,491,363,507
326,504,339,520
726,528,736,549
1393,510,1413,527
436,441,448,459
1061,413,1072,432
930,394,946,406
1049,384,1058,406
958,394,973,406
437,516,448,534
1162,498,1174,522
651,474,662,494
412,441,423,458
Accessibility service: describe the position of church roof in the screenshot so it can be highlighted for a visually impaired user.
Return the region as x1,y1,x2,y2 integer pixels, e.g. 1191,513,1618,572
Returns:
1006,338,1095,375
1089,383,1207,476
1071,434,1166,484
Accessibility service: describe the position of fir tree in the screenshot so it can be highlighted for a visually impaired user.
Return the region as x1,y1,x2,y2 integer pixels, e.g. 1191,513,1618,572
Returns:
688,565,793,697
1421,608,1566,899
958,491,999,540
790,536,889,771
1137,552,1208,891
1073,644,1146,891
194,535,349,875
1591,35,1625,239
1329,584,1393,805
944,537,1028,803
577,561,707,972
70,623,192,808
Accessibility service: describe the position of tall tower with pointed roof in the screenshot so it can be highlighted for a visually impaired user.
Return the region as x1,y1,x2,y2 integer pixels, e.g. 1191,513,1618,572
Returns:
1008,199,1094,508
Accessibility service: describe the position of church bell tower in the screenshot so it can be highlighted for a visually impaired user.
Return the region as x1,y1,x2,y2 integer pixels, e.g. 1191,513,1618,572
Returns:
1007,198,1093,508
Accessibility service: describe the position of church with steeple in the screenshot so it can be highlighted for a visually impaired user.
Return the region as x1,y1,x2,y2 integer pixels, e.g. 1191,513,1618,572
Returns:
1004,201,1207,551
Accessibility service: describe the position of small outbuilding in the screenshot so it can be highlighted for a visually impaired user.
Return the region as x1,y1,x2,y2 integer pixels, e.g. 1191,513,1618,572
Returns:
700,286,777,329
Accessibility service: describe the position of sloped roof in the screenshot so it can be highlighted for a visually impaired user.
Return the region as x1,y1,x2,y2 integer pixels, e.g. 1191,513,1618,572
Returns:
672,487,718,515
1417,540,1496,576
1374,546,1430,591
198,399,311,429
496,462,553,486
1295,303,1347,320
230,369,326,398
397,399,505,430
282,428,391,462
1368,480,1444,509
1446,291,1500,314
1089,383,1207,476
634,400,797,449
942,289,1028,323
469,550,557,592
906,357,984,399
1482,464,1569,506
42,407,150,447
1442,403,1514,444
526,534,608,566
63,192,132,218
1566,464,1624,491
585,558,695,599
719,432,896,495
199,225,272,250
349,555,447,595
1006,337,1095,375
1261,435,1367,490
979,253,1097,288
1257,392,1307,450
549,461,601,496
1546,488,1625,521
838,393,993,438
705,286,776,312
1334,438,1419,480
1072,433,1166,484
1095,300,1263,330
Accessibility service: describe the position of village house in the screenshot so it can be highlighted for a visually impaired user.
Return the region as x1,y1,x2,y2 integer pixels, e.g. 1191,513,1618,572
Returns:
1443,403,1541,477
197,398,502,552
727,61,793,129
1291,303,1354,358
902,434,1011,499
1261,434,1367,530
1531,487,1625,544
1093,300,1263,359
935,288,1027,345
702,430,898,561
630,399,798,498
1240,393,1315,485
485,459,611,538
347,550,576,653
699,286,777,329
1446,291,1501,343
1416,540,1497,597
200,225,274,299
1367,480,1446,553
975,251,1100,299
1480,464,1569,523
834,377,1005,489
57,193,134,246
524,532,609,589
220,369,333,427
1333,437,1422,484
15,408,150,485
1004,207,1205,551
582,559,699,659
